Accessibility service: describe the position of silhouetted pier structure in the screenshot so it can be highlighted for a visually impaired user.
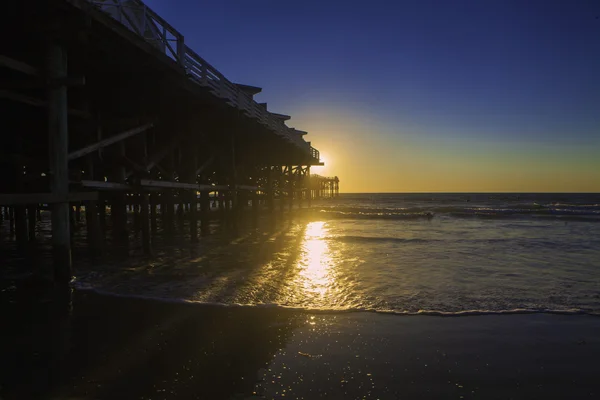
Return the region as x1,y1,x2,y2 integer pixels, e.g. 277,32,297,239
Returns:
311,175,340,199
0,0,339,283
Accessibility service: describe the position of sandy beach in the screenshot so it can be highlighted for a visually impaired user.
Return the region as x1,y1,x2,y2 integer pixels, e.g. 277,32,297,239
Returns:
1,289,599,399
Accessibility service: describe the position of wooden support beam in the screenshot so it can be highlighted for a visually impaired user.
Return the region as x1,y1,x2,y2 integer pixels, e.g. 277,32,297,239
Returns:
0,76,85,90
140,179,197,190
68,123,154,161
0,90,90,118
0,191,98,206
195,155,215,176
139,179,225,191
236,185,259,191
142,137,181,174
0,55,39,76
79,180,131,190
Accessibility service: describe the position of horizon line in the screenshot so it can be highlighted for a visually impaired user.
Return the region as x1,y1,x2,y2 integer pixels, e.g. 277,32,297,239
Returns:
336,191,600,194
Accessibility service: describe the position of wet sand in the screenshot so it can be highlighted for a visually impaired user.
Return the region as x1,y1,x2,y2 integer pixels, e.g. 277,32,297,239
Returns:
1,289,599,399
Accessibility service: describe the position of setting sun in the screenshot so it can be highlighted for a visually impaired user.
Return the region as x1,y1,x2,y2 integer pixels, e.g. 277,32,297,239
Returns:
312,152,330,176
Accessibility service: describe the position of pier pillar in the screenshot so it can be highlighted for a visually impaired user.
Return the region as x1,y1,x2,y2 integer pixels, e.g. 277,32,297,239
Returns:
229,135,239,233
218,190,226,220
9,207,15,235
267,167,274,213
186,149,199,242
47,41,72,281
140,191,151,255
163,153,175,238
150,193,157,233
176,193,184,221
200,190,210,235
287,166,293,211
164,189,174,236
85,200,101,256
14,206,28,253
111,142,129,250
297,168,303,209
307,167,312,208
133,196,141,235
98,195,106,234
279,167,285,213
189,188,198,242
75,204,82,223
27,206,37,242
85,157,102,256
251,190,259,227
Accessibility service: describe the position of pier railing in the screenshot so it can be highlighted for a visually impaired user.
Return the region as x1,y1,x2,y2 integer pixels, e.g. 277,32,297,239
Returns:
87,0,318,160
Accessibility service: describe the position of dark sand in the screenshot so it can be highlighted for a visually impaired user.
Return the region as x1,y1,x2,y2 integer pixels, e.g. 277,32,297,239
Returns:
1,289,599,399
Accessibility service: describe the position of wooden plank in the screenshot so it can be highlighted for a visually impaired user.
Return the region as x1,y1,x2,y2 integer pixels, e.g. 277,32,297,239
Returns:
68,123,154,161
0,55,39,76
0,192,98,205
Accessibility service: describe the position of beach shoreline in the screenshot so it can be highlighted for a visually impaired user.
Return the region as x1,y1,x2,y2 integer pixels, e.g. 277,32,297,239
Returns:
1,289,600,399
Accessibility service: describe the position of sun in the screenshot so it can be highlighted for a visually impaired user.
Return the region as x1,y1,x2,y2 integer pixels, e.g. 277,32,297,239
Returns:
312,153,330,175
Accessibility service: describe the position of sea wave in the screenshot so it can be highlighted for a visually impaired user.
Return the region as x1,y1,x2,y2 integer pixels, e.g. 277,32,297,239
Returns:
73,285,600,318
331,235,437,244
315,205,600,222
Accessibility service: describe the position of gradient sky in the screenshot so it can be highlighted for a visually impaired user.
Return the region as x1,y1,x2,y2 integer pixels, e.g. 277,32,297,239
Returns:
145,0,600,192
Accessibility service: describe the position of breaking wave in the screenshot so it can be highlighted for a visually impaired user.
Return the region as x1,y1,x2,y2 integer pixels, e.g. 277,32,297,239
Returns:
73,285,599,317
315,203,600,222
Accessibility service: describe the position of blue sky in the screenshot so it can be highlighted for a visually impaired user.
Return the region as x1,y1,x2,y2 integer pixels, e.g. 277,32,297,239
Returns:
144,0,600,191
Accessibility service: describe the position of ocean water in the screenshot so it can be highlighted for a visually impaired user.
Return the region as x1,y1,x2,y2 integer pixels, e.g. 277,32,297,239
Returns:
76,193,600,315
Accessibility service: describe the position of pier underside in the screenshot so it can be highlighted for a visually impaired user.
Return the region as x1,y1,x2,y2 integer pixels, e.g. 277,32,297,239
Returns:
0,0,338,282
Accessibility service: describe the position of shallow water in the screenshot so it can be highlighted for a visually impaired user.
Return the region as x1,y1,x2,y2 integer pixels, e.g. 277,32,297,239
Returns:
72,193,600,315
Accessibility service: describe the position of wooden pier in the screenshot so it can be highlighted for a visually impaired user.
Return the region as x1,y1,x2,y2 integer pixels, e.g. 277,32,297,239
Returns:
0,0,340,283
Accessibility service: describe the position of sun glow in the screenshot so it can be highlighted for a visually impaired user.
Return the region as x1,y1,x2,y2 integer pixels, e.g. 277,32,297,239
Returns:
312,153,331,176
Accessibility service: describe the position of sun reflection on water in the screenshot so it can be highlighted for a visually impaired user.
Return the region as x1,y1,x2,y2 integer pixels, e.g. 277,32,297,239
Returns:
296,221,334,300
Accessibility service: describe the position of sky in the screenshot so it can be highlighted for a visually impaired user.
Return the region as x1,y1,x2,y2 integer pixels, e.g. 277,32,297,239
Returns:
145,0,600,192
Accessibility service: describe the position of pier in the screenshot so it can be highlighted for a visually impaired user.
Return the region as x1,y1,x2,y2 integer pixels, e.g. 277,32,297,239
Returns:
0,0,339,284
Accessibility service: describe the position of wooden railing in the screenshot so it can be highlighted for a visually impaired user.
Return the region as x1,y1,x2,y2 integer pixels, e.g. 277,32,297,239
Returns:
310,147,320,161
87,0,319,161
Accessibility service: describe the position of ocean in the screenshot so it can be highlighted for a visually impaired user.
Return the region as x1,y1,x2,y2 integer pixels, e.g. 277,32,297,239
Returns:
4,193,600,399
76,193,600,316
